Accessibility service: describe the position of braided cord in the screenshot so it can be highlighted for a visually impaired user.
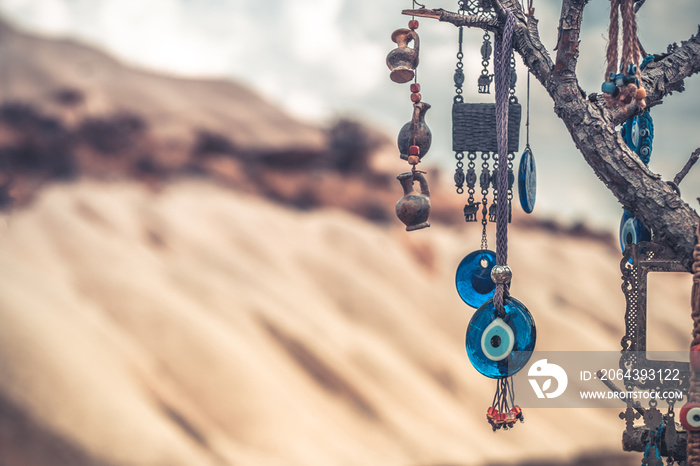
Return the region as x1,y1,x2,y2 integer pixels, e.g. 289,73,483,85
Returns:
493,9,515,315
606,0,642,80
605,0,620,78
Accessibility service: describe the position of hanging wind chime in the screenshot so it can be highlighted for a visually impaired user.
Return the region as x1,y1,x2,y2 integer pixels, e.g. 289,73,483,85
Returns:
601,0,654,252
387,1,433,231
387,0,539,432
449,0,537,431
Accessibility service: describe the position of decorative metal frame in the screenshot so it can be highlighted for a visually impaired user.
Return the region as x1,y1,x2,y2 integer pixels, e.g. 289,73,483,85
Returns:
619,241,690,393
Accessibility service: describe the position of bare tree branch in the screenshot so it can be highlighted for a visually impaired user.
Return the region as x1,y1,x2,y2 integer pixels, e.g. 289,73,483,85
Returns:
552,0,587,84
403,9,500,32
607,27,700,125
405,2,700,269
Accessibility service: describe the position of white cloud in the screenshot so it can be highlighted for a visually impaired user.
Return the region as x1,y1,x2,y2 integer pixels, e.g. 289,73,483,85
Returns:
286,0,342,63
0,0,71,34
0,0,698,228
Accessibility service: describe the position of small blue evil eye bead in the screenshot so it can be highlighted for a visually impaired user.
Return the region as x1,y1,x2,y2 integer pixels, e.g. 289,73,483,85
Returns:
466,296,536,378
455,250,497,308
601,81,616,94
619,209,651,251
639,144,651,160
615,73,625,87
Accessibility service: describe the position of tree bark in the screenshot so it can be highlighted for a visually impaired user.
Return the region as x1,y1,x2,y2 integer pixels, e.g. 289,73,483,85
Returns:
406,0,700,270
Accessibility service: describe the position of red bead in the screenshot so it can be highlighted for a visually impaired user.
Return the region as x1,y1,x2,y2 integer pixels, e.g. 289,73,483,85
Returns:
408,20,419,30
410,83,421,93
691,345,700,371
409,145,420,156
680,402,700,432
410,92,421,103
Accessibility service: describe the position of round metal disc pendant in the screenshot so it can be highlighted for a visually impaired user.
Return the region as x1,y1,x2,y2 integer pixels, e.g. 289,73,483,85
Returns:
619,209,651,251
455,249,497,308
466,297,536,379
517,147,536,214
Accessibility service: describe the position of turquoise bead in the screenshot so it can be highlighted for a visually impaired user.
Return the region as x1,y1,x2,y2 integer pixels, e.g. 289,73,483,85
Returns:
601,81,616,94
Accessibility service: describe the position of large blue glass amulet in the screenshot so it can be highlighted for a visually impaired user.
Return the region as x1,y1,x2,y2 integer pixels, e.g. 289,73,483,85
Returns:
455,249,496,308
466,297,536,379
619,209,651,251
517,147,536,214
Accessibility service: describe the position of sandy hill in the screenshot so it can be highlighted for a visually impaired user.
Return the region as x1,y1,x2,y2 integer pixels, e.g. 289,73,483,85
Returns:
0,179,692,466
0,18,325,155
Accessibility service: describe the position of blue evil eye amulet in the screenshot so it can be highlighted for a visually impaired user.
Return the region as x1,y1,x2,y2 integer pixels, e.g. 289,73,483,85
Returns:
466,297,536,379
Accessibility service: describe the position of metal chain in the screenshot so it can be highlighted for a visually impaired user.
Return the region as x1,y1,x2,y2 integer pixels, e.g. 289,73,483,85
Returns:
453,1,466,193
667,400,677,465
526,66,531,148
455,152,465,193
507,151,515,216
478,32,493,94
454,27,465,104
467,152,477,205
480,152,490,248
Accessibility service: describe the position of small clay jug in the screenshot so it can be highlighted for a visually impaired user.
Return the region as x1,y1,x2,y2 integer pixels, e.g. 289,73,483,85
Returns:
397,101,432,160
386,28,420,84
395,171,430,231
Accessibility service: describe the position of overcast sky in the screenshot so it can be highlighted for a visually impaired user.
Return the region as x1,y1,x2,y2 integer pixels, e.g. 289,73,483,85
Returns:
0,0,698,231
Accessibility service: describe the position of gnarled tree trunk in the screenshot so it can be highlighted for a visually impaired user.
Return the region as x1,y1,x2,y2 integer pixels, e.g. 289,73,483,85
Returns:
408,0,700,270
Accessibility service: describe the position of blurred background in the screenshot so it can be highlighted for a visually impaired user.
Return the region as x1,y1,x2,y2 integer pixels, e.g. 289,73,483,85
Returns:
0,0,697,465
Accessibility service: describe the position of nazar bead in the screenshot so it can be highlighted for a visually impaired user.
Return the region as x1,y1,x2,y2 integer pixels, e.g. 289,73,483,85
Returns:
490,265,512,284
680,403,700,432
466,297,536,378
601,81,616,95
